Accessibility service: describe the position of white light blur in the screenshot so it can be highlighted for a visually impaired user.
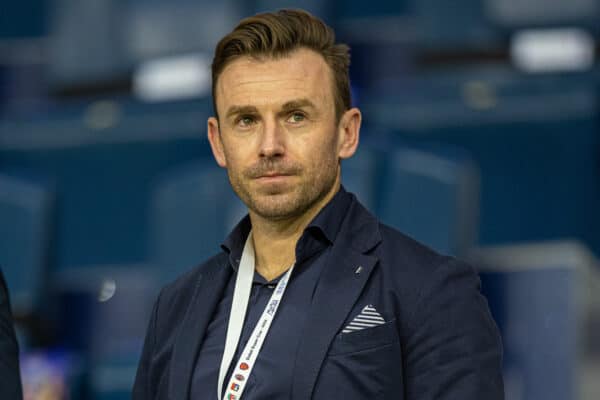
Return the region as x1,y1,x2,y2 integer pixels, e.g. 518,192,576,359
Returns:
133,54,211,102
98,279,117,302
511,28,595,73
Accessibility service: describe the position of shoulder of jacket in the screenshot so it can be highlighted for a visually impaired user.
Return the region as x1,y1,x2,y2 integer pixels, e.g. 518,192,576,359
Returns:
375,222,457,278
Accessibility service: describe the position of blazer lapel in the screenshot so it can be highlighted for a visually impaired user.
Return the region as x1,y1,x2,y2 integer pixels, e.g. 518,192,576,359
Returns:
168,260,232,400
291,245,378,400
291,196,382,400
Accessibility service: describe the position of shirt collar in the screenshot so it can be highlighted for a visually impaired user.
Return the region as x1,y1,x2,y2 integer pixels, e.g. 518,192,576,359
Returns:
221,185,352,269
303,185,351,245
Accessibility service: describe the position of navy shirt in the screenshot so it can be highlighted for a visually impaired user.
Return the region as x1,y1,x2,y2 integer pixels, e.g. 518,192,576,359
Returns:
191,188,351,399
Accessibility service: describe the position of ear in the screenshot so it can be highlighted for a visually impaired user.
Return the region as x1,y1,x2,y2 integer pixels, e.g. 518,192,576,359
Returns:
207,117,227,168
336,107,361,159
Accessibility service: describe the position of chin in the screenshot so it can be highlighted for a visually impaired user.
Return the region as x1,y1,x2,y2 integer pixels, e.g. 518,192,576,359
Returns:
248,193,308,220
232,174,339,221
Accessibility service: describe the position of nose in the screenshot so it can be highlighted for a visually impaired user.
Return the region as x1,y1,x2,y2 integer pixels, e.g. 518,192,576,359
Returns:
258,118,285,158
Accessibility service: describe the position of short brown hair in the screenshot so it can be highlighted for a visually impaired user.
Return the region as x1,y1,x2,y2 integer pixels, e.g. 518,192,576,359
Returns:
211,9,351,121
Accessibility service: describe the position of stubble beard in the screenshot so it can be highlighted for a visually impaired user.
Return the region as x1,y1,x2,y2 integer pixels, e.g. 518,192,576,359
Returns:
227,156,340,222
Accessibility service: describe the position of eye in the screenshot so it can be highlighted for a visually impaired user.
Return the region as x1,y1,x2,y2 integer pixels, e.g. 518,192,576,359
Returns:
287,112,306,124
237,115,256,127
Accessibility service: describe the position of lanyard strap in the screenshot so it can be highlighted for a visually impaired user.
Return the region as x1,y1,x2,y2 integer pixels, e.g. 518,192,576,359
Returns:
217,232,255,400
217,231,294,400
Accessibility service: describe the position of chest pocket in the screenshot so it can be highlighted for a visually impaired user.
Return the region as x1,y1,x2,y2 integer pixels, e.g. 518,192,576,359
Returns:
312,319,403,400
328,319,398,356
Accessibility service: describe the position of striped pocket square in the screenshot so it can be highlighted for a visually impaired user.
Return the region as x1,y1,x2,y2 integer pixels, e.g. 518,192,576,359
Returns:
342,305,385,334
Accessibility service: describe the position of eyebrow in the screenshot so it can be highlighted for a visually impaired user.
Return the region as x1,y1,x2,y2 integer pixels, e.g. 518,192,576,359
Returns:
224,98,318,120
280,98,317,113
225,105,259,119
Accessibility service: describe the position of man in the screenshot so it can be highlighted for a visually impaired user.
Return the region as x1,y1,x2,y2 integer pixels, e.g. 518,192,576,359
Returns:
133,9,504,400
0,267,23,400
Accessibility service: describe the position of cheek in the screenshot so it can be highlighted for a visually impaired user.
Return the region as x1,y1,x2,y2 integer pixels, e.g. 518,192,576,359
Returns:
223,154,244,174
302,136,339,171
221,139,250,168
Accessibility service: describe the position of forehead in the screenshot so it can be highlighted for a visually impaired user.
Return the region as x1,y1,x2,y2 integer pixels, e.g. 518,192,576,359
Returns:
215,48,334,112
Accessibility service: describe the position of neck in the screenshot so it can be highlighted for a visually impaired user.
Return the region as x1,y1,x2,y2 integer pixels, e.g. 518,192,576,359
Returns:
249,181,339,282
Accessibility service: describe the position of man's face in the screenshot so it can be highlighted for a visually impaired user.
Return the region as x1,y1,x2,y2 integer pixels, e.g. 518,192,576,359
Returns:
207,48,360,221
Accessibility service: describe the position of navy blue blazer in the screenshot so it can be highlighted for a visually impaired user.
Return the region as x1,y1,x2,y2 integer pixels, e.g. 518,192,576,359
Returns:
133,194,504,399
0,268,23,400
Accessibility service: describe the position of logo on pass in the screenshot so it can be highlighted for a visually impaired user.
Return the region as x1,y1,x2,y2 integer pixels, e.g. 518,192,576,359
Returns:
266,299,279,315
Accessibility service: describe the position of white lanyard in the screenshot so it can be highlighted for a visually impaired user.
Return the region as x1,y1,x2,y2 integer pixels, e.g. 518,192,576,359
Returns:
217,231,294,400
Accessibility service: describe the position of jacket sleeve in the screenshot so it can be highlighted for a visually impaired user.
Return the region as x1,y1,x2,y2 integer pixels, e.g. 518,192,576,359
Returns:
0,269,23,400
403,258,504,399
132,290,161,400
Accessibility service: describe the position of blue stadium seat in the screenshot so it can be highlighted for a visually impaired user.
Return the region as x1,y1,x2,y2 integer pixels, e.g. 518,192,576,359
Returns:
49,0,243,88
360,68,600,256
0,97,212,271
337,0,598,52
49,0,129,86
149,161,246,285
377,145,480,256
486,0,600,32
411,0,499,49
126,0,243,58
53,265,158,400
472,240,597,400
0,174,53,315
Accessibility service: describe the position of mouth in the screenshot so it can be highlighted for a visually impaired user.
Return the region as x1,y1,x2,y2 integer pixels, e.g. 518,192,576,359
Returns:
259,172,289,178
254,172,294,183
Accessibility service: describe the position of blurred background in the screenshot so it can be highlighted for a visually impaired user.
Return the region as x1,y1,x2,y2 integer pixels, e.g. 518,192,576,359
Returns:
1,0,599,399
